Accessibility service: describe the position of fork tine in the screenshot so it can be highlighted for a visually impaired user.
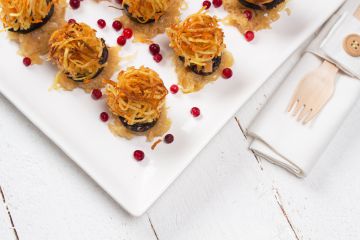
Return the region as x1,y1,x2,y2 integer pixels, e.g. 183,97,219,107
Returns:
303,108,318,124
292,99,303,117
297,106,310,122
287,92,299,112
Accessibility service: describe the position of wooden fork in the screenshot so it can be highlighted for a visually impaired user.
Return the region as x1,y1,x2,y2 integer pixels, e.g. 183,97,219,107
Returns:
287,61,339,124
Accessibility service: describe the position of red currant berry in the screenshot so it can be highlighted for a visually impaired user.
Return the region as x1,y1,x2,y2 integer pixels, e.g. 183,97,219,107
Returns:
91,89,102,100
23,57,31,67
149,43,160,56
122,28,133,39
244,31,255,42
244,10,253,20
170,84,179,94
68,18,76,24
117,35,127,46
133,150,145,161
212,0,222,8
153,53,163,63
191,107,201,118
112,20,122,31
100,112,109,122
202,0,211,9
222,68,233,79
164,134,174,144
97,19,106,29
69,0,80,9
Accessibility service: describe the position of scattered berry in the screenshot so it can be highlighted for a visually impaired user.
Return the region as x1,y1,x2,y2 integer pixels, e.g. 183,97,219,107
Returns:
69,0,80,9
212,0,222,8
68,18,76,24
117,35,127,46
133,150,145,161
164,134,174,144
122,28,133,39
100,112,109,122
23,57,31,67
244,31,255,42
112,20,122,31
191,107,201,118
244,10,253,20
153,53,163,63
170,84,179,94
149,43,160,56
97,19,106,29
91,89,102,100
116,0,123,4
222,68,233,79
202,0,211,9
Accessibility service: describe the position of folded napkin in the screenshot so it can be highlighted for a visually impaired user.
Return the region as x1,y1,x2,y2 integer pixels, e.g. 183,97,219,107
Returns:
248,54,360,177
247,2,360,177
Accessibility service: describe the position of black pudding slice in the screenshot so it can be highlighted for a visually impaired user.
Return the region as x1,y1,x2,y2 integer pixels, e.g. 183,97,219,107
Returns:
66,39,109,82
119,117,158,132
238,0,285,10
179,55,222,76
123,4,155,24
9,3,55,34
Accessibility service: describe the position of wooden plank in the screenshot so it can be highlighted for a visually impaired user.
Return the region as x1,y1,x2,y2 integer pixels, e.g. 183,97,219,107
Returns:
0,95,157,240
255,100,360,239
147,119,297,240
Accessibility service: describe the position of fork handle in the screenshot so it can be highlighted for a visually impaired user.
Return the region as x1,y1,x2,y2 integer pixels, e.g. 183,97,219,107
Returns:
317,61,339,80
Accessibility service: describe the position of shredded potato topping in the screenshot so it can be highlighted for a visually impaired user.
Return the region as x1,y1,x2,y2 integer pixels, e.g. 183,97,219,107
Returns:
122,0,170,23
49,23,105,81
166,9,225,72
106,66,168,125
0,0,53,31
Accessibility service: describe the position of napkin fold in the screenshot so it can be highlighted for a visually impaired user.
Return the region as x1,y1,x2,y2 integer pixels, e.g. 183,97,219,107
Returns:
247,2,360,177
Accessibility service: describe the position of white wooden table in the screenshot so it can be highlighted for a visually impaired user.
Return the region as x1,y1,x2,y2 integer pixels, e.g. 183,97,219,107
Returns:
1,3,360,238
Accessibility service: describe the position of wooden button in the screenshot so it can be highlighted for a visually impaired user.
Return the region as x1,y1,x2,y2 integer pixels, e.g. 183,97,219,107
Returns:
343,34,360,57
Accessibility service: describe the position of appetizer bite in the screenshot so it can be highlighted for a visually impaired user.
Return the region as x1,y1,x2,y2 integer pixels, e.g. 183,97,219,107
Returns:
119,0,183,41
0,0,66,62
166,9,233,93
223,0,289,33
48,22,120,92
106,66,170,141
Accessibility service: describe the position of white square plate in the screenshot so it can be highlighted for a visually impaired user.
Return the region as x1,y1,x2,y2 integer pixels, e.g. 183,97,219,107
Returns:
0,0,344,216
